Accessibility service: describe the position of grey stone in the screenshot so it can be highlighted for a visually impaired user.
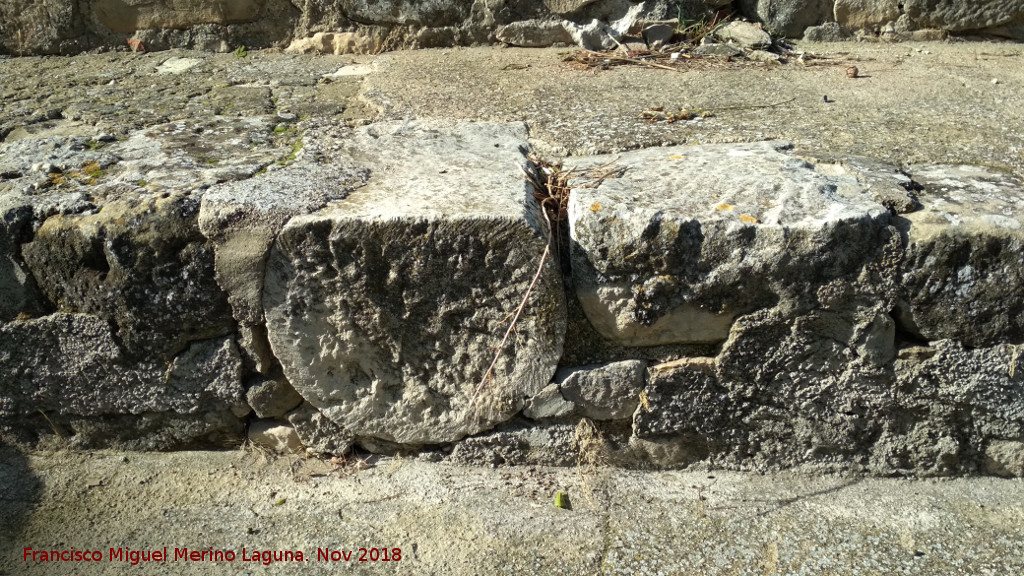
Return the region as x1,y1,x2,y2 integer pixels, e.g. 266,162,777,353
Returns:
21,191,235,361
693,43,743,57
633,358,731,440
496,20,574,47
557,360,647,420
247,419,303,454
984,440,1024,477
0,0,83,55
903,0,1024,33
335,0,471,27
523,383,576,420
893,341,1024,442
739,0,836,38
805,154,921,213
713,20,773,48
746,49,782,63
895,165,1024,347
154,57,203,75
803,22,852,42
0,314,245,446
0,136,115,177
834,0,902,31
264,121,566,445
641,23,674,47
563,19,617,50
565,141,892,348
246,372,304,419
447,418,632,467
0,194,36,321
198,151,368,371
286,403,354,456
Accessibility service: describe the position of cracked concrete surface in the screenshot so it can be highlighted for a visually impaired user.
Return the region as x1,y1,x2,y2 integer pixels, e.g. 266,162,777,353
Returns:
2,446,1022,575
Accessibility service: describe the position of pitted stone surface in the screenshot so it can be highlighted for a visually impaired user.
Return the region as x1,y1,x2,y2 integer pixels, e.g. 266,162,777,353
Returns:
565,141,892,347
264,121,566,445
199,151,369,371
0,314,245,429
897,165,1024,346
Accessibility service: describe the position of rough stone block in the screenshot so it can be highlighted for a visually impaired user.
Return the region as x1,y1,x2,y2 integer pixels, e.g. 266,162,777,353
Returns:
524,360,646,421
264,121,566,445
199,155,367,372
496,20,574,47
896,165,1024,347
286,403,354,456
247,419,304,454
739,0,836,38
0,194,36,321
337,0,471,27
903,0,1024,32
984,440,1024,477
556,360,647,420
633,358,731,439
246,372,304,419
21,192,235,361
92,0,267,34
523,383,576,420
835,0,901,31
713,20,773,48
565,141,893,348
0,314,246,447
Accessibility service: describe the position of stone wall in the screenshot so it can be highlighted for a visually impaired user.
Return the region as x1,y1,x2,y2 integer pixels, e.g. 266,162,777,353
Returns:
2,1,1023,55
2,120,1023,476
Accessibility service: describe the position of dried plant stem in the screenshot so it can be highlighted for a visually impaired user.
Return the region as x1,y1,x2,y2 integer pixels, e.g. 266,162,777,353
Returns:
471,206,553,408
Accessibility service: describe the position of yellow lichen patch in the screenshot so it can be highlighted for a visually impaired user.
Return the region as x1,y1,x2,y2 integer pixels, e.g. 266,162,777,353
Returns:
668,155,686,160
590,202,602,212
739,214,760,224
716,203,733,211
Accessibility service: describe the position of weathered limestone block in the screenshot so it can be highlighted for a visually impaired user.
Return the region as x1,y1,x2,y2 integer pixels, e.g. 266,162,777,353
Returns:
495,20,574,47
893,342,1024,442
902,0,1024,33
91,0,269,34
246,372,304,419
247,419,304,453
0,314,246,446
286,402,354,455
524,360,646,420
738,0,836,37
808,155,921,214
896,165,1024,347
523,383,575,420
21,192,235,361
0,0,84,54
264,121,566,445
713,20,773,48
984,440,1024,477
566,141,895,348
834,0,901,31
632,358,733,439
199,158,367,372
335,0,471,27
